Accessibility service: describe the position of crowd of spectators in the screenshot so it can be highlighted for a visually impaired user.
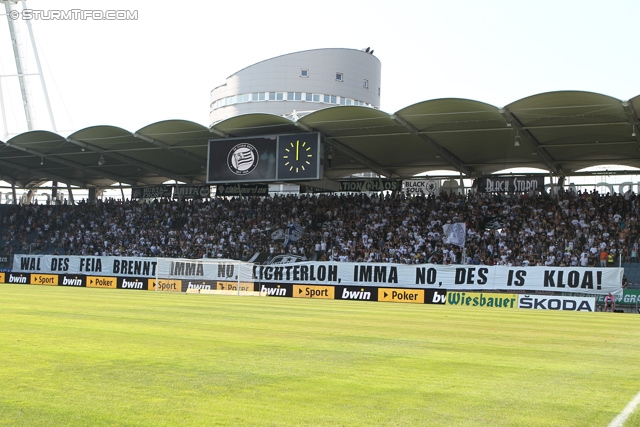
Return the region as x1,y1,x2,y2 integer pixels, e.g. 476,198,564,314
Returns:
1,188,639,267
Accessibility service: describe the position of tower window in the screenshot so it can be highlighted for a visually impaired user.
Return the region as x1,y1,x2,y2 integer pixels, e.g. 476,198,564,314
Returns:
335,72,343,82
300,69,309,77
363,79,369,88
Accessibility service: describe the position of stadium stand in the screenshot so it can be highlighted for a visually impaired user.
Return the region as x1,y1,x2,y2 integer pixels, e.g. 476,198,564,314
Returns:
1,187,639,275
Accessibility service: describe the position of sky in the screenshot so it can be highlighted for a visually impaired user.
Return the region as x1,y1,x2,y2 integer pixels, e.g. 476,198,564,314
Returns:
0,0,639,138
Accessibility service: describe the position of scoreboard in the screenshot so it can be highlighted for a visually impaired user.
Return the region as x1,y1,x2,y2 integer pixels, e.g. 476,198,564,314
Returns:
207,133,323,183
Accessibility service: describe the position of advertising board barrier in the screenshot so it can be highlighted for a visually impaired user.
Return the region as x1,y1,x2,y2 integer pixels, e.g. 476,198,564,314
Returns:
447,292,518,309
60,275,86,287
3,255,622,313
11,255,623,295
117,277,148,290
30,273,58,286
0,266,607,312
5,272,28,284
87,276,117,289
518,294,595,312
447,292,596,311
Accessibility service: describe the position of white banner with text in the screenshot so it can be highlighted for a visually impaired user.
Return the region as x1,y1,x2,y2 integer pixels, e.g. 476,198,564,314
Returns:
14,254,158,277
12,255,623,294
252,262,621,294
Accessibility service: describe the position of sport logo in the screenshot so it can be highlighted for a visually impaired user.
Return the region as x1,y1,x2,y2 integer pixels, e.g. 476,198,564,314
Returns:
227,143,259,175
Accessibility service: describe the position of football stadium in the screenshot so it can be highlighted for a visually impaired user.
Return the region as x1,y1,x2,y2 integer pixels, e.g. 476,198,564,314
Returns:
2,4,640,427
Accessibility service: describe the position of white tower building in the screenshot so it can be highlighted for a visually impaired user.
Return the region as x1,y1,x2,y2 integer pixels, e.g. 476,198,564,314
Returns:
210,48,381,125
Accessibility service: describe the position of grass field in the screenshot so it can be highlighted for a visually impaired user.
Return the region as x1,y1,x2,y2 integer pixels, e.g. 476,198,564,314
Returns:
1,284,639,426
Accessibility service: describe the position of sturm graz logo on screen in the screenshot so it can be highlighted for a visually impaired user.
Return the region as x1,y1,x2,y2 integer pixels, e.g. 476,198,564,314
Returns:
227,143,259,175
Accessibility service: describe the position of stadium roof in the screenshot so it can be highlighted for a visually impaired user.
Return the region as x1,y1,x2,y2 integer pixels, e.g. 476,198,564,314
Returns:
1,90,640,190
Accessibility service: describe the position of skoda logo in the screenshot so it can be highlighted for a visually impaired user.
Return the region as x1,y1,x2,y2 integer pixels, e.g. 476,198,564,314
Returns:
227,143,259,175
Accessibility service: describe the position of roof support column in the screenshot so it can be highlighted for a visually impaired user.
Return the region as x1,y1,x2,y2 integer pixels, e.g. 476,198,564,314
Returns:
66,183,75,205
51,181,57,204
12,181,17,205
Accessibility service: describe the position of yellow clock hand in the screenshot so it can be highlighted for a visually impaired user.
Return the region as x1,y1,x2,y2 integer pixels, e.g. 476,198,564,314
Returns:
296,141,299,161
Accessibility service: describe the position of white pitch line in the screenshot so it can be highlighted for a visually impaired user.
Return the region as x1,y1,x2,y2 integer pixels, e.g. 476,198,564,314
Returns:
608,390,640,427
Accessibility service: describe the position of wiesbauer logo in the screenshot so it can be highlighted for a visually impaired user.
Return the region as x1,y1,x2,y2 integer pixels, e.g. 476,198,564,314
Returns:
9,9,139,20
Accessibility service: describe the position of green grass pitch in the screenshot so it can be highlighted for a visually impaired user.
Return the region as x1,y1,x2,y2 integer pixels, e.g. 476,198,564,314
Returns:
1,284,639,426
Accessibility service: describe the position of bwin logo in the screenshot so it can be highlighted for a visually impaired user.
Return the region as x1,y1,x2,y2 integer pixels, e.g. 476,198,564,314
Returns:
62,277,83,286
187,283,211,291
122,279,144,289
431,291,446,304
9,275,27,284
341,288,371,300
260,285,286,296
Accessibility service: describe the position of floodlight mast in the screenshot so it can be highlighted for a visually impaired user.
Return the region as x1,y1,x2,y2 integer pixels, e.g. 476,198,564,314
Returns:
0,0,57,138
